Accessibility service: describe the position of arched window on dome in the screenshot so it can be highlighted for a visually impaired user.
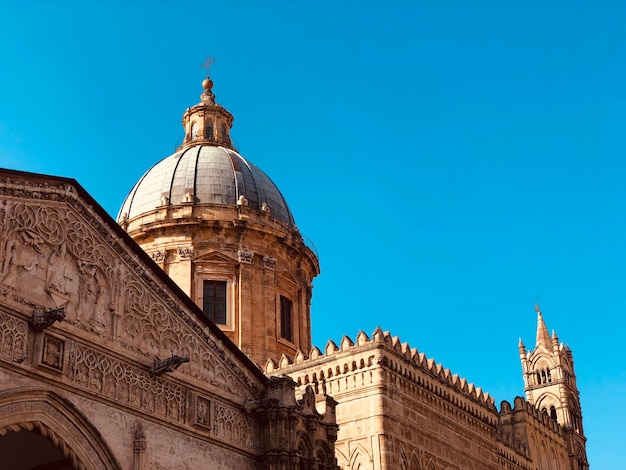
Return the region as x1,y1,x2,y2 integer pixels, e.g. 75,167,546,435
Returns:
220,123,227,143
191,122,198,140
205,120,214,141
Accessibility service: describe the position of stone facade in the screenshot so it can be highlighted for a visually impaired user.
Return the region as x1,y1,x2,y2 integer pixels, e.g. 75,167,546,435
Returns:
266,324,588,470
0,171,338,469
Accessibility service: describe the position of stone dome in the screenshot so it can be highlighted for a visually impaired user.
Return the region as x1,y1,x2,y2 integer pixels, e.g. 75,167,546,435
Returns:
117,145,296,228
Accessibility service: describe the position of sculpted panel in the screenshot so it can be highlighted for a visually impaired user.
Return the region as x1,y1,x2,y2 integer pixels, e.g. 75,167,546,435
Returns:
0,310,27,362
0,202,115,334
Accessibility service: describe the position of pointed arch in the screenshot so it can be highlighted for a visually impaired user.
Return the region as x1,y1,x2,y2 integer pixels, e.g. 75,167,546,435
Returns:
296,431,313,461
335,447,349,468
397,446,409,470
348,443,373,470
0,388,121,470
408,452,421,470
314,440,335,468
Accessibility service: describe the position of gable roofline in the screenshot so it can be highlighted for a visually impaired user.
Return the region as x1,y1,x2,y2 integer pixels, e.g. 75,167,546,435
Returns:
0,167,268,384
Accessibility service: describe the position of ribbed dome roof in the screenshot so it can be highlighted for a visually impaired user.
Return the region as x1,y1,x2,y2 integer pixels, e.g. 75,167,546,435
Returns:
117,145,295,228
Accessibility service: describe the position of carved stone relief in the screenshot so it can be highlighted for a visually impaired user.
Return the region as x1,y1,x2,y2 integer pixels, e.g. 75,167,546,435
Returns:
41,334,65,371
195,395,211,428
0,202,115,334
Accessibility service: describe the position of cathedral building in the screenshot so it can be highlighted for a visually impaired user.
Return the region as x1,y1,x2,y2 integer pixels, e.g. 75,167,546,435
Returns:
0,72,587,469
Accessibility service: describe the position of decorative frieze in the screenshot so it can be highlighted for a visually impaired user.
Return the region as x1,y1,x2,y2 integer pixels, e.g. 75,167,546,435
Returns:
66,340,186,423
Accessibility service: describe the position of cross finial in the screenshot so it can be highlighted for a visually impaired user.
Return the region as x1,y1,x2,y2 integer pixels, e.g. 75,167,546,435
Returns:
200,55,216,77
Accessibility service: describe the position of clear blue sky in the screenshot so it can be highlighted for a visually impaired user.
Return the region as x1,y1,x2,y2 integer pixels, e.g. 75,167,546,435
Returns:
1,2,624,467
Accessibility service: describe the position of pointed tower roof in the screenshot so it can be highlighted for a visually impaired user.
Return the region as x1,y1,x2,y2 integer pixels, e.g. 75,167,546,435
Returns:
535,303,552,348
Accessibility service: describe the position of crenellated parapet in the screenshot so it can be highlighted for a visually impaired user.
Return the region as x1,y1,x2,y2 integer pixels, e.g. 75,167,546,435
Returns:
266,326,496,411
500,396,564,437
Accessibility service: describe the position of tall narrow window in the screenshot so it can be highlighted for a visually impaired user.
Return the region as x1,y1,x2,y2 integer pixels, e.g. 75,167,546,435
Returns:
220,124,227,143
191,122,198,139
280,295,292,342
203,280,226,324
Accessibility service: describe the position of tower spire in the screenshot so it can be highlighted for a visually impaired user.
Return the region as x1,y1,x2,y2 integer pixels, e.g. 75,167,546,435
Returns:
535,303,552,349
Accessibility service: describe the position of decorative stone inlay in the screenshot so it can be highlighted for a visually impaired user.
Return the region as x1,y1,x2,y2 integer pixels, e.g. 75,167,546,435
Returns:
178,247,193,260
237,250,254,264
261,256,276,270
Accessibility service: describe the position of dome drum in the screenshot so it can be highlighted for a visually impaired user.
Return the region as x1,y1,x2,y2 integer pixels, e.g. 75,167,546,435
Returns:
118,145,296,230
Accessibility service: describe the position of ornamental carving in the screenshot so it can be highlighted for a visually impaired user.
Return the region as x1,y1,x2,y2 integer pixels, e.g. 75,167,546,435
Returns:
237,250,254,264
178,247,193,260
261,256,276,270
151,251,168,263
214,402,254,450
120,278,254,398
66,340,186,422
0,201,116,334
0,310,27,363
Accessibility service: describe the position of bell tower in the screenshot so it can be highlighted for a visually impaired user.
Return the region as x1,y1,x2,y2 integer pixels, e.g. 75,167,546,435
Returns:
519,304,588,469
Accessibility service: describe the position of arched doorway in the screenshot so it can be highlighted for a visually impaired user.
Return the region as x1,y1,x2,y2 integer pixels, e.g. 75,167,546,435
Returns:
0,389,121,470
0,428,72,469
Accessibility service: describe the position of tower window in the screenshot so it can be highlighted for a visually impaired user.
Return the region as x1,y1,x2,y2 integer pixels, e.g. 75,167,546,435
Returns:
280,295,292,342
203,280,226,324
191,122,198,139
220,123,227,143
550,405,558,421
